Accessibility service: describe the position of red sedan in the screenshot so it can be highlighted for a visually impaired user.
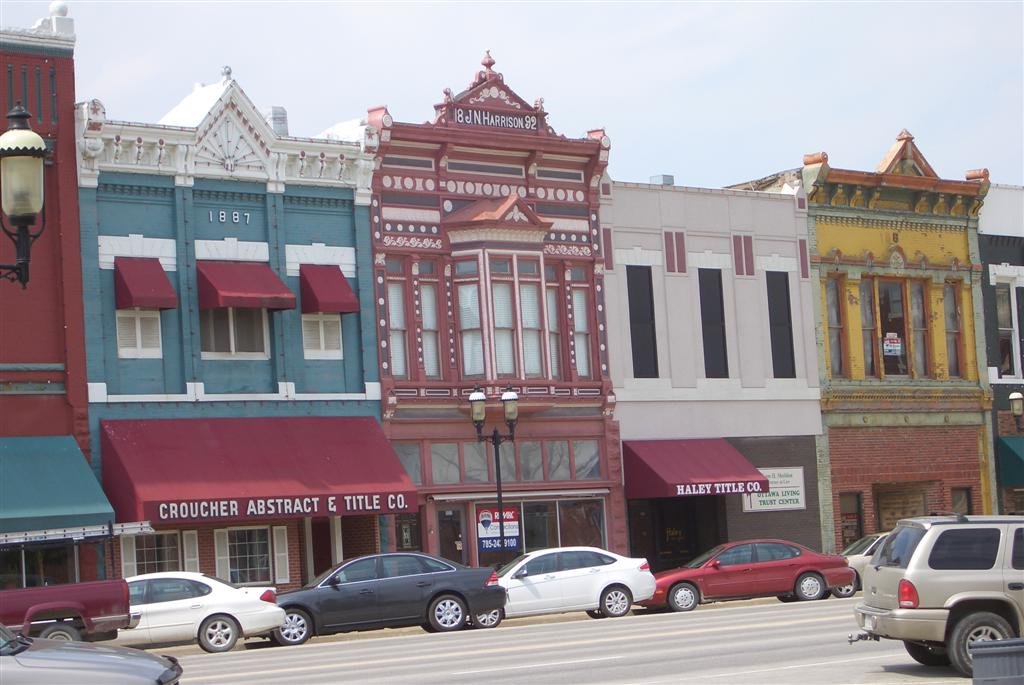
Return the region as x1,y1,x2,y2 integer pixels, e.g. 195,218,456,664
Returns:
638,539,855,612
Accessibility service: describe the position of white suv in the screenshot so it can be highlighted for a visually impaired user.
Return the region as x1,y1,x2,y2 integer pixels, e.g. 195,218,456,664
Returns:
851,515,1024,676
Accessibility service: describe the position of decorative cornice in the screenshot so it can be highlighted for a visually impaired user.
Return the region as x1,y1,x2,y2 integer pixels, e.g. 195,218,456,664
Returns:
822,385,990,412
193,189,264,203
97,183,174,198
812,214,971,232
282,195,352,209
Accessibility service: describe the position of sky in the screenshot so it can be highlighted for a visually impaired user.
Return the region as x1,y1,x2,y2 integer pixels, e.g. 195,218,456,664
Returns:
2,1,1022,188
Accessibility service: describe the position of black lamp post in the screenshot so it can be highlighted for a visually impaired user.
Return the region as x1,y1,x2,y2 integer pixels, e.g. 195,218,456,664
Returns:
1009,392,1023,432
469,384,519,559
0,103,47,288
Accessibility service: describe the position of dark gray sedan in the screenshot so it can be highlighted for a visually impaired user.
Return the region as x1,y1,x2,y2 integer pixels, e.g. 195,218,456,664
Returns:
272,552,507,645
0,623,182,684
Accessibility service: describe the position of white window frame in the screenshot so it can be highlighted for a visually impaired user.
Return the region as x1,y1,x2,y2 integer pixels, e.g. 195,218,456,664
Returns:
200,307,271,360
994,280,1022,381
116,308,163,359
215,525,277,586
301,312,343,360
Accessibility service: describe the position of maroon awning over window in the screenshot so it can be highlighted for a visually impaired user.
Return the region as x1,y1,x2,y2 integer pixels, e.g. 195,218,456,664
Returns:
114,257,177,310
196,261,296,310
623,439,770,499
300,264,359,314
101,417,418,524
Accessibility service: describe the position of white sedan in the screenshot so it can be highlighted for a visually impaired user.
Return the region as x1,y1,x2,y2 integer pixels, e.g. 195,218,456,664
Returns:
121,572,285,652
479,546,655,625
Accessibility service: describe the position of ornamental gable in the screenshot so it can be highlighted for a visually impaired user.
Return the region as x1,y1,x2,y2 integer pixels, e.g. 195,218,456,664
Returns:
431,51,554,136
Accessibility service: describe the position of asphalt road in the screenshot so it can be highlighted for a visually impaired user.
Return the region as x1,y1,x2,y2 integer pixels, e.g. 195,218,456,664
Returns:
168,597,966,684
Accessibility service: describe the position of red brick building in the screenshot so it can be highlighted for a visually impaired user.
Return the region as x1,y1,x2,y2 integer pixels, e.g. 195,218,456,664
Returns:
0,6,119,588
368,53,625,566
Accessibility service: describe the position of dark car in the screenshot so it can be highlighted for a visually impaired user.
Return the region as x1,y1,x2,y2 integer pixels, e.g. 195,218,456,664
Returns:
638,538,855,612
272,552,507,645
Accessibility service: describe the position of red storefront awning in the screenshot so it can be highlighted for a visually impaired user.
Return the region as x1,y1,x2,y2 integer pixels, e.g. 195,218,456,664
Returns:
623,439,770,499
196,261,296,310
300,264,359,314
114,257,177,310
101,417,417,525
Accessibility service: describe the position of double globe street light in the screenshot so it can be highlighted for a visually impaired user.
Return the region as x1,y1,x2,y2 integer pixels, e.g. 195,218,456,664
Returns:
468,385,519,559
0,103,47,288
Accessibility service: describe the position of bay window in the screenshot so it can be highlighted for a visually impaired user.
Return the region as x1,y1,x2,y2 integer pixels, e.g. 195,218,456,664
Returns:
493,282,517,376
458,281,484,377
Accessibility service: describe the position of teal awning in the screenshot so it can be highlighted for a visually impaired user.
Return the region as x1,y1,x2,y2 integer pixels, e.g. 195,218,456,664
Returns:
997,437,1024,488
0,436,115,534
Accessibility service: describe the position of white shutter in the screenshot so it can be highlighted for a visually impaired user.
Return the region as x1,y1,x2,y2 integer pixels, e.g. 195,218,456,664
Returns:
139,312,161,350
388,283,406,328
492,284,513,328
495,329,516,374
421,285,438,330
572,290,589,332
462,330,483,376
302,316,321,352
116,313,138,352
390,331,407,377
458,284,480,327
322,316,342,353
422,331,440,377
182,530,200,572
214,529,230,582
273,526,290,585
120,536,137,578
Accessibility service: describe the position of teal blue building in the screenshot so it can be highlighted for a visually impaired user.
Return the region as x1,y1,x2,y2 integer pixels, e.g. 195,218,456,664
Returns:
75,71,415,588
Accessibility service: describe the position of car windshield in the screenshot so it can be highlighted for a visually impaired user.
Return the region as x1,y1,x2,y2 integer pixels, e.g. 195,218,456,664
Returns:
202,575,239,590
873,525,926,569
842,534,882,556
0,624,30,656
496,554,530,577
686,545,727,568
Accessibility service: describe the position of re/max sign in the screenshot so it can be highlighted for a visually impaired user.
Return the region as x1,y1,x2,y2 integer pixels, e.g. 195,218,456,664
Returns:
454,107,538,131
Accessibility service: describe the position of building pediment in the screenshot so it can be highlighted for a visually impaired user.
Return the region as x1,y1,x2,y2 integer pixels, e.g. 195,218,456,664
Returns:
875,129,939,178
444,194,552,244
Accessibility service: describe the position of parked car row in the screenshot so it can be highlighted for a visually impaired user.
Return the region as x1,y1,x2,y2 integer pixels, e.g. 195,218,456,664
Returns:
2,537,859,683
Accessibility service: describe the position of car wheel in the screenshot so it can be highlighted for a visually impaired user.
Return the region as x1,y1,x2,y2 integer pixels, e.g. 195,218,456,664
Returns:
600,585,633,618
830,573,858,599
948,611,1013,677
794,572,826,601
471,608,503,629
428,594,468,632
38,622,81,641
586,609,606,619
903,641,951,667
198,614,239,653
667,582,699,612
273,608,312,646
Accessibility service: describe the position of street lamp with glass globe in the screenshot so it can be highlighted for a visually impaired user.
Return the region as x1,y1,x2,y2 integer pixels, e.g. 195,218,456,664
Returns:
0,103,47,288
469,385,519,561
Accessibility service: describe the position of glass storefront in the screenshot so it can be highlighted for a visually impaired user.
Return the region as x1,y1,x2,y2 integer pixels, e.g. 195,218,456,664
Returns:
0,542,97,588
477,498,606,568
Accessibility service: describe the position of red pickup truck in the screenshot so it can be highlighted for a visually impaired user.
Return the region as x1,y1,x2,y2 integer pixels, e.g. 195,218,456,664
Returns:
0,579,137,641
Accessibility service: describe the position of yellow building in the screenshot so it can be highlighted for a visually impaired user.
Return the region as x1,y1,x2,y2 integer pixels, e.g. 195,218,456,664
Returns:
802,131,992,549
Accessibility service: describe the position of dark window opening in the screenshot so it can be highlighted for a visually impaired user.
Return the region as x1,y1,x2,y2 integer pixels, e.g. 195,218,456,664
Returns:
766,271,795,378
698,269,728,378
626,265,658,378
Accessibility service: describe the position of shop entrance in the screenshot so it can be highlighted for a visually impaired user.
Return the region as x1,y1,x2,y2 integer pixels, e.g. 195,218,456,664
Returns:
437,506,466,564
309,518,334,577
628,496,725,572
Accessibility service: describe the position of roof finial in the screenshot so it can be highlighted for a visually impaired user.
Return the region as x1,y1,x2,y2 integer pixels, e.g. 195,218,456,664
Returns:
897,129,914,141
481,50,496,74
221,65,233,82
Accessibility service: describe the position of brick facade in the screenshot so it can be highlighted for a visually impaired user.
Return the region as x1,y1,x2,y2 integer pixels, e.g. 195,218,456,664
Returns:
828,425,984,546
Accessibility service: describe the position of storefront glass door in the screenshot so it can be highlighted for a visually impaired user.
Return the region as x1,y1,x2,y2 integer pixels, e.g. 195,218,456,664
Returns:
437,507,465,564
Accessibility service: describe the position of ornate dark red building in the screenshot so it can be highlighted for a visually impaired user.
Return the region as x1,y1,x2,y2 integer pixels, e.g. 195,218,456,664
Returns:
368,53,624,565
